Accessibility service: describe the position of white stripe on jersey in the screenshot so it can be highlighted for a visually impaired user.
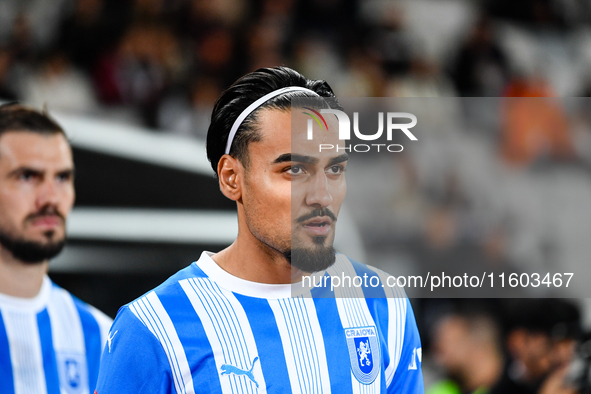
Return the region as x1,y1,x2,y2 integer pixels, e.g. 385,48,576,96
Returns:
329,256,381,394
268,296,331,394
47,286,90,394
130,292,195,394
47,286,85,354
376,271,407,386
2,310,47,394
180,278,266,394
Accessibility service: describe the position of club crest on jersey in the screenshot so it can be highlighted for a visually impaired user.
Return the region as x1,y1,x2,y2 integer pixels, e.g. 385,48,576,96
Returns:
345,326,380,384
56,353,87,394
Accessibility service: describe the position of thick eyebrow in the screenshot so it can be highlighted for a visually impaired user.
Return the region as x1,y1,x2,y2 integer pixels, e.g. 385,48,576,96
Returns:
273,153,318,165
57,168,75,179
327,153,349,166
273,153,349,166
7,166,44,178
7,166,75,178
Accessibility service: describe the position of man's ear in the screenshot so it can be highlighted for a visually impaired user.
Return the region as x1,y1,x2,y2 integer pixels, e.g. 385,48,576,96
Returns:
217,154,243,201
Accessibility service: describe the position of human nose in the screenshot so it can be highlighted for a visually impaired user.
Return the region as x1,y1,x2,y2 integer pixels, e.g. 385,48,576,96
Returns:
305,172,333,208
36,178,60,209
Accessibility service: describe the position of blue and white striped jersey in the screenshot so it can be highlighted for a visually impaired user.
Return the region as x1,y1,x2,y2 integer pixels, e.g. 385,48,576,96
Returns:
97,252,424,394
0,275,113,394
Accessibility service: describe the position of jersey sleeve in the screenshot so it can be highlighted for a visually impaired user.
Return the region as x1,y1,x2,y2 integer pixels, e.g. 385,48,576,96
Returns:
95,306,173,394
387,298,424,394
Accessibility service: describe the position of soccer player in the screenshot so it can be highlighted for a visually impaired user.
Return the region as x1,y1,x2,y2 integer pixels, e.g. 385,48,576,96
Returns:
96,67,424,393
0,104,112,394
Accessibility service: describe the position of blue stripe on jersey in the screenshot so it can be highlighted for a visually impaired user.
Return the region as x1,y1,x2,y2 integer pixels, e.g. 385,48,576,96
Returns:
37,309,60,394
0,311,15,394
74,300,102,392
234,293,292,393
157,281,221,394
348,258,388,299
388,298,424,394
310,272,335,299
311,297,352,389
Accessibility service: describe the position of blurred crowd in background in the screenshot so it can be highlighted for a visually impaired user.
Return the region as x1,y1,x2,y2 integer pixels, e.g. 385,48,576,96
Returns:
424,298,586,394
2,0,591,392
3,0,591,131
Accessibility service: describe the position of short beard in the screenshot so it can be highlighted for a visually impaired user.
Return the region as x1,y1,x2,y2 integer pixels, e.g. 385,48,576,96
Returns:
284,243,336,273
0,230,65,264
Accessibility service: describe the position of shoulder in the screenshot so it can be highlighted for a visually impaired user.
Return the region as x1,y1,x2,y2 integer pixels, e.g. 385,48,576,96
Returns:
48,279,113,333
332,253,399,282
329,253,408,299
328,253,420,339
97,302,174,392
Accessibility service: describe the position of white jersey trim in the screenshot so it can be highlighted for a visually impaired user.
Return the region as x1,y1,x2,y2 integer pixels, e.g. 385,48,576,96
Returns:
194,252,323,299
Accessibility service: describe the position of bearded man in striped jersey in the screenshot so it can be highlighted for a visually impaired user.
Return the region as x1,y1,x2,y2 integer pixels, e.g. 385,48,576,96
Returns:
97,67,424,394
0,103,112,394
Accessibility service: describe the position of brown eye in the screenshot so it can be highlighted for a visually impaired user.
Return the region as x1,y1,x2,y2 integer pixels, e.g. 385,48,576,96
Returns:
287,165,304,175
18,171,37,181
327,165,344,175
57,172,72,182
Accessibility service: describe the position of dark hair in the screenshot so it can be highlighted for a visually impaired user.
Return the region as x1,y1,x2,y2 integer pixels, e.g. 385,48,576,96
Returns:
0,103,65,136
206,66,338,174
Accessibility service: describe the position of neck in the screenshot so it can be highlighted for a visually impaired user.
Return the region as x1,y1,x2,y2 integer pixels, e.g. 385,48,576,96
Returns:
213,215,306,284
463,346,503,391
214,239,307,285
0,248,47,298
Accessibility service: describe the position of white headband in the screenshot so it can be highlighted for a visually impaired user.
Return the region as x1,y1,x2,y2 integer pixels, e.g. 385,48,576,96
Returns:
224,86,321,154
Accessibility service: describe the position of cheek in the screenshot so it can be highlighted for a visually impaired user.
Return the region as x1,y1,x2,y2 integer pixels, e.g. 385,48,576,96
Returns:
331,182,347,212
0,187,29,210
60,186,75,211
291,187,306,212
0,193,29,229
267,188,292,219
246,176,291,216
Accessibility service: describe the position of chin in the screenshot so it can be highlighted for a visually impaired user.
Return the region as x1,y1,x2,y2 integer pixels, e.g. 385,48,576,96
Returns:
287,245,337,273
